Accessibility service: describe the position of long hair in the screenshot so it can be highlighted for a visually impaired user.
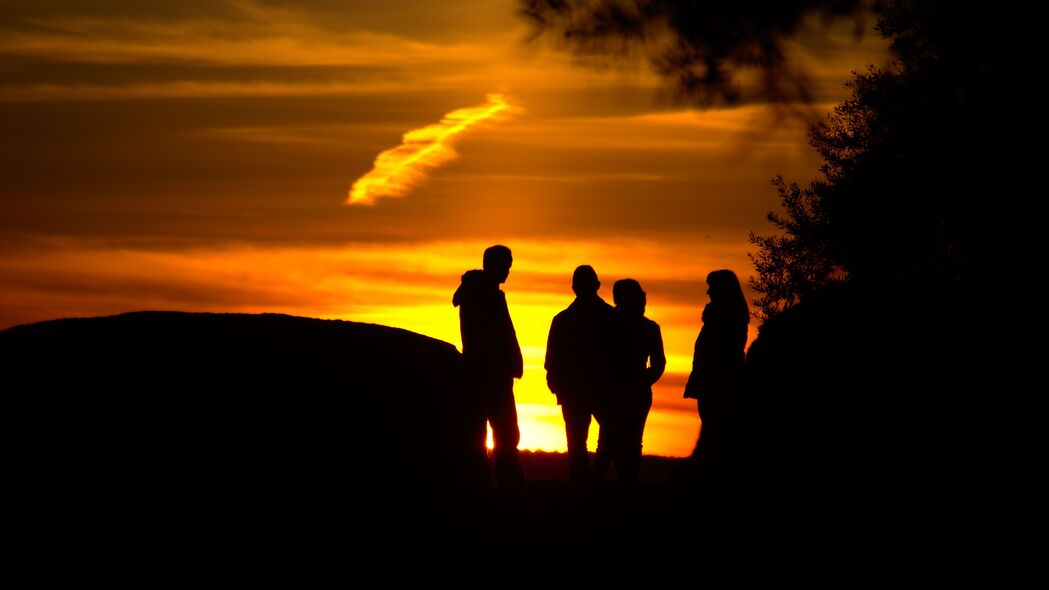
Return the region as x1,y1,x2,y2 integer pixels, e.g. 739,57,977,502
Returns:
706,269,749,326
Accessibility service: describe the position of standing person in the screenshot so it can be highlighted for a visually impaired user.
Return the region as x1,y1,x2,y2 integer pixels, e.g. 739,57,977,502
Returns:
545,265,615,483
452,245,525,488
684,270,749,467
607,279,665,485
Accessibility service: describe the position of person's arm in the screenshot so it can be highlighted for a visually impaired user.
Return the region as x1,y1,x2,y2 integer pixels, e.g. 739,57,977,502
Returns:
646,323,667,386
683,330,702,397
735,322,749,359
545,317,563,394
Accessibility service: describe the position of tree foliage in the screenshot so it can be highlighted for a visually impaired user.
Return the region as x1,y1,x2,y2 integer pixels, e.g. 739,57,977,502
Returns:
747,177,837,320
520,0,870,107
524,0,1016,319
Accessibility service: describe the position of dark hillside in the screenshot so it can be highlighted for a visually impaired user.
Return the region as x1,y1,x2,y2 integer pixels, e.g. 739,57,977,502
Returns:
3,307,969,581
2,312,476,580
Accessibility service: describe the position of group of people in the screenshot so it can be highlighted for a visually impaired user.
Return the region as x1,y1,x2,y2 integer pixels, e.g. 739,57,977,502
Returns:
545,265,664,484
453,245,749,488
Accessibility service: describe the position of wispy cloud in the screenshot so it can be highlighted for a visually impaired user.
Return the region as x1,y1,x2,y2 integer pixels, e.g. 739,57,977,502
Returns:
347,93,515,205
0,5,488,68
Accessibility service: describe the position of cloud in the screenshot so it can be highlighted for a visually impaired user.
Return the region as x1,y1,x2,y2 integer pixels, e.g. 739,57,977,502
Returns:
0,19,486,68
347,93,515,205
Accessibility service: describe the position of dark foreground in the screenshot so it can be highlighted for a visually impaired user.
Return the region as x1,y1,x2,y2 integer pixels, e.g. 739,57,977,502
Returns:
2,311,976,584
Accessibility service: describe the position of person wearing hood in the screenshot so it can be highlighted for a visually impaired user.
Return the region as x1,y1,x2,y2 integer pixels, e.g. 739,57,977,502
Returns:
452,245,524,488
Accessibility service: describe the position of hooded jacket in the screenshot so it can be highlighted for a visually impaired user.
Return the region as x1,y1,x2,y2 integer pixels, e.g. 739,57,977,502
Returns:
452,269,523,379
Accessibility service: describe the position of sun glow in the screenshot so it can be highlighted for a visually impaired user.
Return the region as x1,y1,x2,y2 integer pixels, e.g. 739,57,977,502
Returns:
1,237,755,457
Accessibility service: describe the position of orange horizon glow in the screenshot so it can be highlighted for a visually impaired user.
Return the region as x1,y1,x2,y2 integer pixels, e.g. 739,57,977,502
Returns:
0,1,887,459
347,93,514,205
0,237,754,457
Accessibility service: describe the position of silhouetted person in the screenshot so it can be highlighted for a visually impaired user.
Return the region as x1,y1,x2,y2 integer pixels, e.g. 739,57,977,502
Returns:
684,270,749,468
452,245,525,489
598,279,665,485
545,265,615,482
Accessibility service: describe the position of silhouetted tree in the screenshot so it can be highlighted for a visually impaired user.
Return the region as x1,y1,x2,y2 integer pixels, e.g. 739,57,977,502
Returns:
524,2,1015,569
523,0,1017,319
752,1,1017,316
747,177,837,320
520,0,870,107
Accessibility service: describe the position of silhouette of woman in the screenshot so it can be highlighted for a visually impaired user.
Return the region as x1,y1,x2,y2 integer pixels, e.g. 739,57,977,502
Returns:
602,279,665,484
684,270,749,467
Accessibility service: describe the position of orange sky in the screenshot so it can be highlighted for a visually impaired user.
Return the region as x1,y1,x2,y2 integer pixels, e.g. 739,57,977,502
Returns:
0,0,888,456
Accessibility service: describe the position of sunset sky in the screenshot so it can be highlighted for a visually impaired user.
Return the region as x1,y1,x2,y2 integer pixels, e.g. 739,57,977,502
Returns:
0,0,887,456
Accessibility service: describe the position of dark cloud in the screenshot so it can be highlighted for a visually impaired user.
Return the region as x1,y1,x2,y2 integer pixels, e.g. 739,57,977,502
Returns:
0,59,414,87
0,1,242,24
0,0,520,41
0,0,880,265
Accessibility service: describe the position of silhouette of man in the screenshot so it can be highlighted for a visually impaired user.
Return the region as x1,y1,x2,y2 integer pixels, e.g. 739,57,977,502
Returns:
545,265,615,482
452,245,525,488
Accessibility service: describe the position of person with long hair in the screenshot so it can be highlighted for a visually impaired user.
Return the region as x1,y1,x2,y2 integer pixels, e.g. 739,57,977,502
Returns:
684,270,749,467
597,278,665,485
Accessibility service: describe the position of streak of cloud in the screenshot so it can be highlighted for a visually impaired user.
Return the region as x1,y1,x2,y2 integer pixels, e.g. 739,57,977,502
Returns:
347,93,514,205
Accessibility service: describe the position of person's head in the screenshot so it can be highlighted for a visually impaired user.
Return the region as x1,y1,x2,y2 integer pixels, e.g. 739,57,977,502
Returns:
612,278,646,317
571,265,600,296
482,245,513,284
706,269,749,323
706,269,743,302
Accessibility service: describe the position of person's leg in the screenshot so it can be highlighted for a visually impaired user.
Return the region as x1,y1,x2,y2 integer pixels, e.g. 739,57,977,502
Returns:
561,402,592,482
690,399,704,459
469,397,492,490
591,402,612,482
700,397,732,469
489,378,524,488
637,389,652,453
617,390,653,485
